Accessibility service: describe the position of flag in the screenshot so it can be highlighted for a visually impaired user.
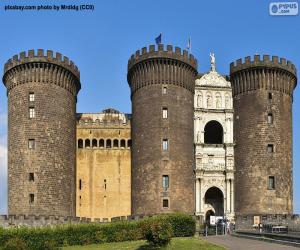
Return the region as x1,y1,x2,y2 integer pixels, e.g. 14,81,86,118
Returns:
155,33,162,45
187,36,192,51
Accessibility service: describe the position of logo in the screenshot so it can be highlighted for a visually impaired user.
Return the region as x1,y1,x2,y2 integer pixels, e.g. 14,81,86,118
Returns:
269,2,298,15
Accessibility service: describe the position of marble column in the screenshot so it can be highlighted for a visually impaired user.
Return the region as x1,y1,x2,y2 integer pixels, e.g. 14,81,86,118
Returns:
230,179,234,213
226,179,230,214
196,178,200,213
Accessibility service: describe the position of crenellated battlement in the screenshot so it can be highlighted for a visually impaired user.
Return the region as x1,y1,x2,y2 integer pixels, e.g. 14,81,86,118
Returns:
0,214,112,228
3,49,81,96
230,55,297,76
4,49,80,79
128,44,197,70
76,110,131,127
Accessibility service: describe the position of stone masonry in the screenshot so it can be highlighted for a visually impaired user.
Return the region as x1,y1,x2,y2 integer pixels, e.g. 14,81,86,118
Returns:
1,46,298,226
76,109,131,221
2,49,81,217
127,44,198,215
230,55,297,215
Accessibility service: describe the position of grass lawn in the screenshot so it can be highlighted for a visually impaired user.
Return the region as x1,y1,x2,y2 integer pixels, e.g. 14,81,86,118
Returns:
62,237,226,250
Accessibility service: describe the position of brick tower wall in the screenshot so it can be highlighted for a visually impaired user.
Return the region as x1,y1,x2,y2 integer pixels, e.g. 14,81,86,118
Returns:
230,55,297,215
2,49,81,217
127,44,198,215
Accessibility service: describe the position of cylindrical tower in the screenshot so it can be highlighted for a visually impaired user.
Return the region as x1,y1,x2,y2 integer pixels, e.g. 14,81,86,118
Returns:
230,55,297,215
3,49,81,217
127,44,198,215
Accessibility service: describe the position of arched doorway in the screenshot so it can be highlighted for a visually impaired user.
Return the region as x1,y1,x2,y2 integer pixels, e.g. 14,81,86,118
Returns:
205,210,215,225
204,121,223,144
204,187,224,216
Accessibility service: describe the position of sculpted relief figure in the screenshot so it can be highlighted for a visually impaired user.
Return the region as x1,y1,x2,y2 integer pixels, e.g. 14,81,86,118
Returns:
197,94,202,107
216,93,221,108
225,94,230,109
207,94,212,108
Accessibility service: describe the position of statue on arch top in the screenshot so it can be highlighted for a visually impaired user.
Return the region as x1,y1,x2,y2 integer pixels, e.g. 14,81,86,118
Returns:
210,52,216,71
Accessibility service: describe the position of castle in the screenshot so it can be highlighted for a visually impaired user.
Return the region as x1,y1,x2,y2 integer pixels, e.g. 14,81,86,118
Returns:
1,44,297,225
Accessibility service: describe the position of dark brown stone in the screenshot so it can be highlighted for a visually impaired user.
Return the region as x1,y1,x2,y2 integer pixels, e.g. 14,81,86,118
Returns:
127,44,198,215
230,55,297,215
2,50,81,217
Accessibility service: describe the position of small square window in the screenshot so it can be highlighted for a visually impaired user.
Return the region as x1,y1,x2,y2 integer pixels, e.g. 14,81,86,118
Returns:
162,107,168,119
29,194,34,204
29,173,34,182
162,139,168,151
162,175,169,189
29,107,35,118
268,92,272,100
28,139,35,149
29,92,35,102
267,144,274,153
268,176,275,189
163,199,169,208
267,113,273,124
162,87,167,94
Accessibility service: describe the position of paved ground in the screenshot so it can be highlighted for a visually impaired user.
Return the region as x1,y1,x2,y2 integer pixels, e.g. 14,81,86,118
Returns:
204,235,298,250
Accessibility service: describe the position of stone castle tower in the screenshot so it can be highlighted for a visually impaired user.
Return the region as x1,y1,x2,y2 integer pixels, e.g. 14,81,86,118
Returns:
127,44,198,215
2,49,81,216
230,55,297,215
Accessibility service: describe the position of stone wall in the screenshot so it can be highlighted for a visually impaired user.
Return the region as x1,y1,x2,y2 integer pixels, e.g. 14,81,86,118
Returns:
235,214,300,231
230,55,297,215
76,110,131,221
127,44,198,215
2,50,81,217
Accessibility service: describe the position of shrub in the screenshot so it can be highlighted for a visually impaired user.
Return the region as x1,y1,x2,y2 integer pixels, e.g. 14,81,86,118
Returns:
1,237,27,250
0,213,195,248
144,219,173,246
163,213,196,237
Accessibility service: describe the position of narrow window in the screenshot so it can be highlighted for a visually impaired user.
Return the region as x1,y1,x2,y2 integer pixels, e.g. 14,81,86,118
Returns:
268,92,272,100
79,195,82,206
106,139,111,148
113,139,119,148
162,87,167,94
29,194,34,204
29,173,34,182
163,199,169,208
92,139,97,148
29,92,35,102
162,107,168,119
104,179,107,190
163,139,168,151
127,139,132,148
267,113,273,124
85,139,90,148
162,175,169,189
79,179,82,190
267,144,274,153
28,139,35,149
29,107,35,118
120,139,126,148
99,139,105,148
78,139,83,148
268,176,275,189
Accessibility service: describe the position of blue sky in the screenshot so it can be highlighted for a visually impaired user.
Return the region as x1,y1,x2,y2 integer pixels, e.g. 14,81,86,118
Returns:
0,0,299,213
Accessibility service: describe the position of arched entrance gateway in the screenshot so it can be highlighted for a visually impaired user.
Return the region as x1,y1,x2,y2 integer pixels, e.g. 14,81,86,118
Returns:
194,55,235,223
204,187,224,224
205,210,215,225
205,187,224,216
